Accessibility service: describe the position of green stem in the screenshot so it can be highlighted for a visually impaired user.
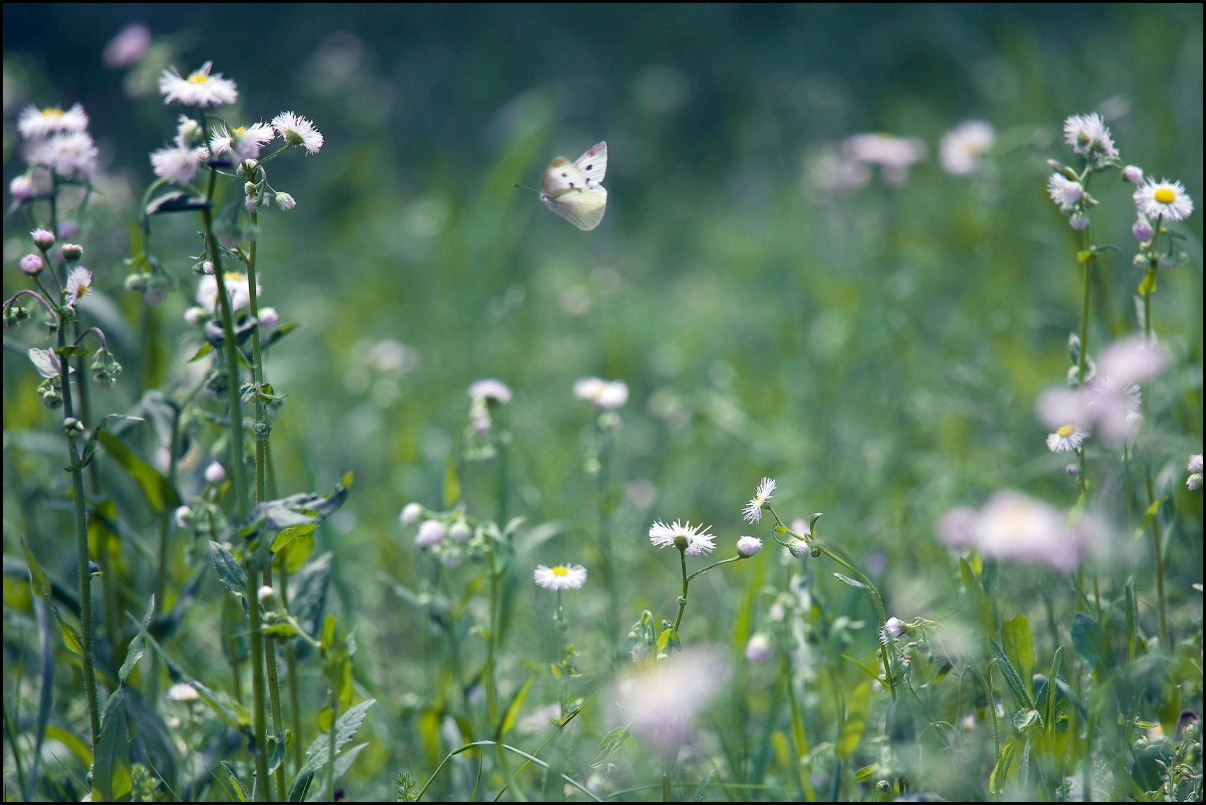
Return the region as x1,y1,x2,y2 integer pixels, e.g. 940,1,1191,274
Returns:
1145,470,1169,648
58,320,101,750
671,549,689,633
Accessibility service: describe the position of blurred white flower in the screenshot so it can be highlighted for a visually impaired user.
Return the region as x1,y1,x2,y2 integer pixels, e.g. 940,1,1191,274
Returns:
574,377,628,409
939,490,1092,573
416,520,446,547
151,145,207,184
609,647,730,756
195,272,256,313
939,120,994,176
1062,112,1118,163
17,103,89,140
736,536,763,557
744,632,772,663
103,23,152,69
272,111,324,155
842,133,926,186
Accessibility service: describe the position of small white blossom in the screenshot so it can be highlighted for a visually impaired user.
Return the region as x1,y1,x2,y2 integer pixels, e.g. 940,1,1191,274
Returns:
17,103,90,140
1046,423,1088,453
649,519,716,556
1047,173,1084,208
271,111,324,155
399,502,423,525
574,377,629,409
939,120,995,176
736,536,763,557
744,632,772,663
209,122,275,161
468,379,512,404
534,563,588,590
1133,178,1194,222
65,267,92,306
151,145,207,185
880,616,907,643
158,61,239,107
31,131,99,179
416,520,446,547
742,477,776,523
166,683,199,702
1062,112,1118,164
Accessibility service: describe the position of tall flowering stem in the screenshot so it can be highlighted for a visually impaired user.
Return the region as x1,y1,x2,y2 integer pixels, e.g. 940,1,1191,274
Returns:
770,509,898,701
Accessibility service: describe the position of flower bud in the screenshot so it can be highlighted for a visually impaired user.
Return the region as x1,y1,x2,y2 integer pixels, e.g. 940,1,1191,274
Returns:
61,243,84,262
31,229,56,250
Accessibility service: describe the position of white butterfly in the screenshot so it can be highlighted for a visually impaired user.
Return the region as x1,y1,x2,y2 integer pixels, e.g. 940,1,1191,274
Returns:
538,141,607,231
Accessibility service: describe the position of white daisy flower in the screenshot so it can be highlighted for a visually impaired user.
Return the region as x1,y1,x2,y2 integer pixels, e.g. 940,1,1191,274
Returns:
65,267,93,306
271,111,324,155
468,378,512,404
209,122,275,161
30,131,99,179
939,120,995,176
1047,173,1084,208
574,377,629,409
158,61,239,107
1046,423,1088,453
416,520,446,547
880,616,907,643
151,145,207,185
1062,112,1118,163
742,477,776,523
17,103,90,140
649,519,716,556
195,272,256,313
534,563,588,590
1133,178,1194,222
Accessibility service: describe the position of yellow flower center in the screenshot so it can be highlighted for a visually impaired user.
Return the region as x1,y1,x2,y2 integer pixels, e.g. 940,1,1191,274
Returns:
1057,424,1076,438
1154,187,1177,205
551,566,569,577
188,74,210,85
45,108,64,119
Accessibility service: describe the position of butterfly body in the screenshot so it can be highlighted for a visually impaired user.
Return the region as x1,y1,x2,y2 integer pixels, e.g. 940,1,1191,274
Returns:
538,141,607,231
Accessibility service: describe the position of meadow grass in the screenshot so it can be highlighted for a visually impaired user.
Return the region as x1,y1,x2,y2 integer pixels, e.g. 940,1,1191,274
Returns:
2,6,1202,802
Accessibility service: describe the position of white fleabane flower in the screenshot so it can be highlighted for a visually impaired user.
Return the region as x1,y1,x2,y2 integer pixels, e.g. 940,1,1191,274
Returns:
468,378,512,404
166,682,199,702
939,490,1086,574
195,272,256,313
209,122,275,161
842,132,926,186
1047,174,1084,208
939,120,995,176
1189,454,1204,474
151,145,206,185
609,647,730,756
1046,423,1088,453
742,477,776,523
880,617,907,643
31,131,99,179
65,267,93,306
18,104,90,140
158,61,239,107
1133,178,1194,222
1098,335,1169,387
649,519,716,556
534,563,588,590
574,377,629,409
271,111,324,155
1062,112,1118,163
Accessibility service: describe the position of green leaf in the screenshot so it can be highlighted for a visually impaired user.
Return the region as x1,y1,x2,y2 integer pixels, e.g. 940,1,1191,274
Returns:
92,689,132,802
989,638,1034,711
656,627,681,654
218,760,252,802
118,597,156,685
20,538,52,600
286,769,314,802
209,540,248,599
498,675,536,737
443,454,461,508
988,738,1018,795
1070,613,1113,672
1001,612,1034,698
53,607,84,656
832,572,869,590
297,699,377,779
836,682,871,758
98,430,179,513
1012,708,1040,731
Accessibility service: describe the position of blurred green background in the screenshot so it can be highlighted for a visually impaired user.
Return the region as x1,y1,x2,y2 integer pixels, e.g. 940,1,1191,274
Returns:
3,4,1203,797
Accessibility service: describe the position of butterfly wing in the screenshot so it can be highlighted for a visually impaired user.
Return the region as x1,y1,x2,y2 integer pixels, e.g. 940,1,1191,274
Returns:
574,141,607,189
541,184,607,231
